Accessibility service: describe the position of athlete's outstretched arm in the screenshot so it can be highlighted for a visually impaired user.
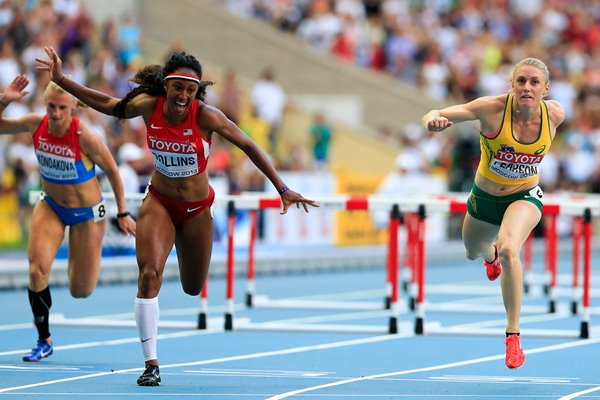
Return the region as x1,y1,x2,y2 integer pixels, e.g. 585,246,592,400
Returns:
0,74,41,135
422,95,504,132
36,46,130,117
198,103,319,214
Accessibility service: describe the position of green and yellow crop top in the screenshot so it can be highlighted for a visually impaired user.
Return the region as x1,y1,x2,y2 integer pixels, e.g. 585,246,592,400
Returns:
477,94,552,186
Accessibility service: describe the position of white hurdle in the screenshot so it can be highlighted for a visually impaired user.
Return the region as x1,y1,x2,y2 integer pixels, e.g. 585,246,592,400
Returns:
27,191,599,337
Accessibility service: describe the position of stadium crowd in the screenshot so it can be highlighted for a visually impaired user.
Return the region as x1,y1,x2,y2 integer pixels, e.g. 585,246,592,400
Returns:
225,0,600,195
0,0,599,245
0,0,306,245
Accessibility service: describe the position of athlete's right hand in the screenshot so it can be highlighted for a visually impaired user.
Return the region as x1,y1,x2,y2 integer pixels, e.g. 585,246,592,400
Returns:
3,74,30,103
35,46,64,84
426,116,453,132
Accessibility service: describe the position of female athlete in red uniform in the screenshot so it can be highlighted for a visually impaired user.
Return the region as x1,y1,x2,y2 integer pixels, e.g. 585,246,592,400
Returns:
37,47,318,385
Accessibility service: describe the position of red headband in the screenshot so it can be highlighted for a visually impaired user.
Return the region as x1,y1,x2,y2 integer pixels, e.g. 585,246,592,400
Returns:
164,73,200,84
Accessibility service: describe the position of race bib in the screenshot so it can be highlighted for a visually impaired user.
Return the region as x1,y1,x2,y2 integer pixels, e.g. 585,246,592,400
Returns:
93,199,107,222
489,150,543,180
148,138,199,178
525,186,544,202
36,151,79,181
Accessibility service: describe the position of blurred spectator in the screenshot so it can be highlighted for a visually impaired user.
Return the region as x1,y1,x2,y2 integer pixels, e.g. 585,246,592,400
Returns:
207,135,233,179
6,132,39,237
53,0,80,19
547,63,577,123
21,32,47,76
308,112,333,170
393,130,427,176
0,0,14,29
218,68,243,124
419,41,450,100
8,4,29,56
297,0,342,51
279,143,311,171
62,49,87,85
116,12,141,67
251,67,286,153
116,142,146,194
0,41,21,90
238,106,271,154
163,35,186,63
385,20,418,81
561,133,596,190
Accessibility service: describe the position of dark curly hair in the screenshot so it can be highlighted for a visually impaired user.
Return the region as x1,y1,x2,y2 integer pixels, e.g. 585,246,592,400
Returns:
113,52,214,118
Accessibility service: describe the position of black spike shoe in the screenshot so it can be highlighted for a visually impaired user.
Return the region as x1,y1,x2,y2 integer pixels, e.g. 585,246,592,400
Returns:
137,364,161,386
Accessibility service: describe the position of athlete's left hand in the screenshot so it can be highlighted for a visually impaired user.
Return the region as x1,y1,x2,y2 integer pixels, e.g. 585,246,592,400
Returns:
280,190,319,215
117,215,137,236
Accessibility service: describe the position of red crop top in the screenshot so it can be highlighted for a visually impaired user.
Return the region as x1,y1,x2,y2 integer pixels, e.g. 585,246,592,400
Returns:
146,96,211,178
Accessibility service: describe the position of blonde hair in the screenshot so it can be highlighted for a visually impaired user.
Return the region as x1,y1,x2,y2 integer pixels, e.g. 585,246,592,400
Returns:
509,58,550,84
43,79,86,108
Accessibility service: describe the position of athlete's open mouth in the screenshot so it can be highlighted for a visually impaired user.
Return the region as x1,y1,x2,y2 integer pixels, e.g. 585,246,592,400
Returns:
174,99,188,112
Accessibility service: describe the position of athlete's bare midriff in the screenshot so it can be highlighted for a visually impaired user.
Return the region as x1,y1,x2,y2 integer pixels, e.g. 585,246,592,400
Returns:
474,172,538,196
42,179,103,208
150,169,211,201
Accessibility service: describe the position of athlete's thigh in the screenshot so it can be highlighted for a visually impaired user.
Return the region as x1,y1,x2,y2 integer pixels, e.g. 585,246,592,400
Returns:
175,208,214,293
67,218,106,290
135,195,176,275
498,200,541,248
27,200,66,274
462,212,500,254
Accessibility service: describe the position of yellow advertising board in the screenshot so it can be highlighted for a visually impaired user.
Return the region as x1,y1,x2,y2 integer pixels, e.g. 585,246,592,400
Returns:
335,173,387,246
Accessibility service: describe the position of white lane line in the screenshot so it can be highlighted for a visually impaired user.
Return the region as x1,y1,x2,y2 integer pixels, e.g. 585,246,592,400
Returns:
264,338,600,400
559,385,600,400
0,329,217,357
0,333,413,393
447,312,572,329
3,393,276,397
0,322,33,331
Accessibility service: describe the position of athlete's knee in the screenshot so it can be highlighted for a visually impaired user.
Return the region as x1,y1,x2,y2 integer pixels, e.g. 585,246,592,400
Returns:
465,250,479,261
497,241,519,268
181,278,204,296
464,245,482,261
138,266,163,293
182,285,201,296
28,265,50,288
69,286,94,298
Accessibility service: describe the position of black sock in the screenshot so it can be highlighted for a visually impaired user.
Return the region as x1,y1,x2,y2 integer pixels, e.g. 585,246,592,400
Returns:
506,332,520,337
28,286,52,340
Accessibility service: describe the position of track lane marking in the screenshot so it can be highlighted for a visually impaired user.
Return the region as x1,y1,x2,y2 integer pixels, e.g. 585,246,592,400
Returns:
265,338,600,400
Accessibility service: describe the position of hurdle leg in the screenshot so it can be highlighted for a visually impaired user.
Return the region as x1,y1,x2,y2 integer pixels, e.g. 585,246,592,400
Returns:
225,201,236,331
401,213,413,294
198,278,208,329
408,213,419,311
387,205,401,333
543,217,551,295
415,205,427,335
246,210,257,307
546,214,558,313
572,217,583,315
580,209,592,338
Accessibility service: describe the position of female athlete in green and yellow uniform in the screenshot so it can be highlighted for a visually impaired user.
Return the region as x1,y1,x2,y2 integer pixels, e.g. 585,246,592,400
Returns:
422,58,565,369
